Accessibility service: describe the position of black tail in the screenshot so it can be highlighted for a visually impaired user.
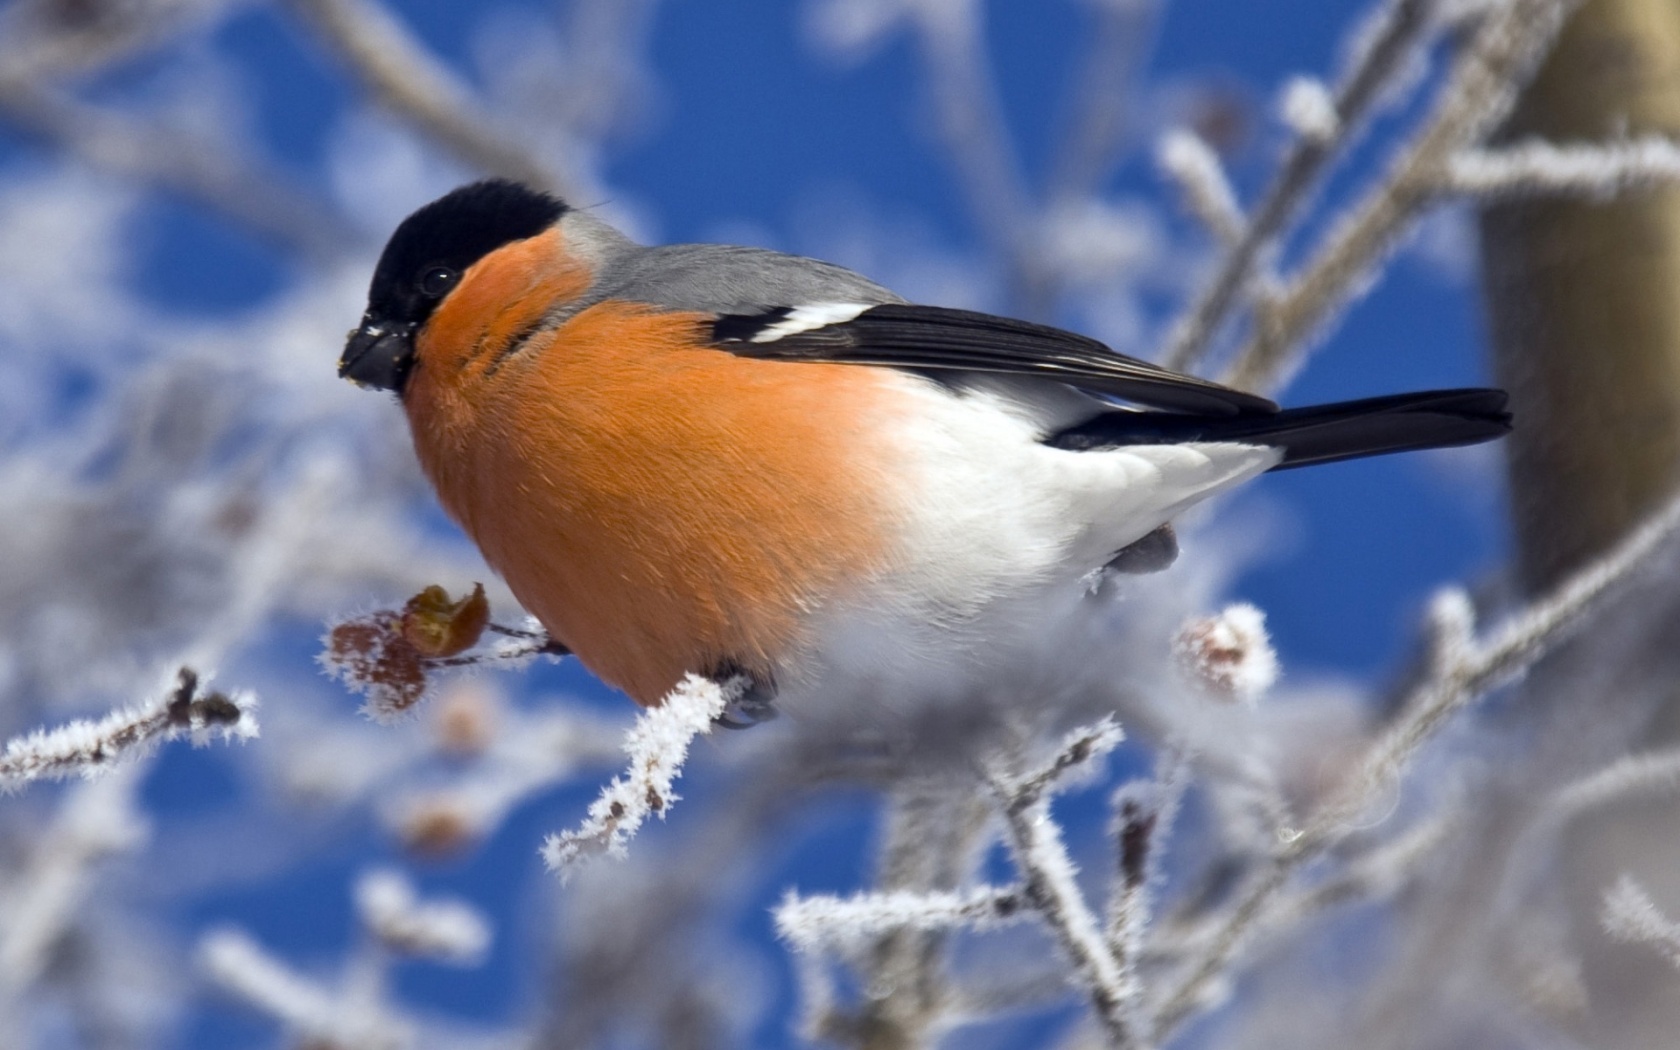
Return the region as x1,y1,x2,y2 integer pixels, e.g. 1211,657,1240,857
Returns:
1046,388,1512,470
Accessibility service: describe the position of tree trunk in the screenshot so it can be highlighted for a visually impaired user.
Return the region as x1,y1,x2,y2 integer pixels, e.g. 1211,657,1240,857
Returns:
1477,3,1680,1044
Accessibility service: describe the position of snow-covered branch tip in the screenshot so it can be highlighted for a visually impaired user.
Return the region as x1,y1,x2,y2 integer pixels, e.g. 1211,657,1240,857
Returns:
996,716,1126,812
1157,128,1244,244
0,666,257,788
1278,75,1339,144
541,673,739,878
1172,603,1279,704
322,583,568,722
355,869,491,965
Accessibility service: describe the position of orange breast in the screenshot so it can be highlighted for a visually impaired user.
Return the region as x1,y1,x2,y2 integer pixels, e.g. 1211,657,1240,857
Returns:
403,238,905,704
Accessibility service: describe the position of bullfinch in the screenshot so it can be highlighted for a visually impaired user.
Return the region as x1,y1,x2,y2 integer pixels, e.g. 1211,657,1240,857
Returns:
339,179,1509,719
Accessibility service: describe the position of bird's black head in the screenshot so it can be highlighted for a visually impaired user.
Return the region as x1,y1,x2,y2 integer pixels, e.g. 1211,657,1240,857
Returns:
339,179,570,394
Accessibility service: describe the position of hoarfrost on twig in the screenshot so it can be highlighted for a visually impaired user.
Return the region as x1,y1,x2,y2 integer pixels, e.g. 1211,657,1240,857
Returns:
0,666,257,787
1160,0,1439,372
775,884,1031,956
541,673,739,877
986,717,1145,1048
1221,0,1583,393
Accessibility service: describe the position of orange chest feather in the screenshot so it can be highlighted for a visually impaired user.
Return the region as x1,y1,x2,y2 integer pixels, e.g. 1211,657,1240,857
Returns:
404,296,906,704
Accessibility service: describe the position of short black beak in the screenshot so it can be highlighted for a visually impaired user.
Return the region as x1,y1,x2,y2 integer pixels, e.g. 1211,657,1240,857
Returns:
339,318,417,393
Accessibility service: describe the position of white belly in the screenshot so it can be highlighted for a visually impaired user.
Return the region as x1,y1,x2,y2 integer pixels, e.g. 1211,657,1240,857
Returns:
775,373,1280,710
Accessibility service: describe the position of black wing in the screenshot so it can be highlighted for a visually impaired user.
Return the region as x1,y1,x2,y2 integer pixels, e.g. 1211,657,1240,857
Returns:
711,303,1278,417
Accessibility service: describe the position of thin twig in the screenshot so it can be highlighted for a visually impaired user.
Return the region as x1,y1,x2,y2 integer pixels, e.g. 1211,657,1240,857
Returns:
909,0,1048,314
1049,0,1158,206
1602,876,1680,970
1157,130,1245,245
1222,0,1582,392
286,0,574,197
1160,0,1439,373
775,884,1031,956
986,721,1143,1049
1106,749,1187,989
0,76,347,256
0,667,258,787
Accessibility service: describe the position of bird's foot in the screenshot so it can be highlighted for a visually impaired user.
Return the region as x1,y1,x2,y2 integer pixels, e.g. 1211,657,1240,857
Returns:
1104,523,1179,575
710,666,779,730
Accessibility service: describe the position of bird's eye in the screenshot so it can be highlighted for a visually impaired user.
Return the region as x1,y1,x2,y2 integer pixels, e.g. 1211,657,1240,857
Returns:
419,266,460,298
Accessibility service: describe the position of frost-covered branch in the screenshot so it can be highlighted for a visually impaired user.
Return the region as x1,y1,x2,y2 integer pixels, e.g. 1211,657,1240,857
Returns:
1105,751,1187,990
0,0,237,82
0,667,256,787
1602,876,1680,970
1444,136,1680,199
286,0,574,197
200,927,413,1050
1160,0,1439,372
986,718,1143,1048
0,764,150,1002
1152,481,1680,1036
540,673,738,876
0,0,342,256
776,884,1031,956
355,869,490,965
1552,747,1680,820
1222,0,1582,392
